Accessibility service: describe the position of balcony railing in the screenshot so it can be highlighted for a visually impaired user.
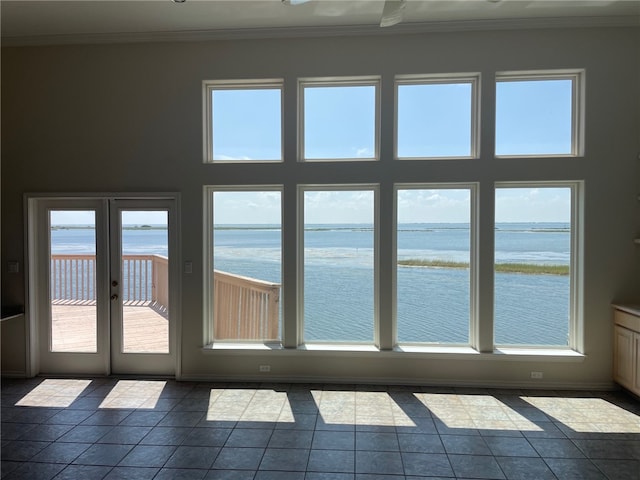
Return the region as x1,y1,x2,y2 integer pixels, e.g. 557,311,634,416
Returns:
49,254,280,340
213,270,280,341
50,254,97,305
50,254,169,309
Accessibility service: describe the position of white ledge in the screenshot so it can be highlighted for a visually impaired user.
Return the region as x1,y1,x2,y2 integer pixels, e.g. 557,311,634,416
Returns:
395,345,478,355
492,347,585,362
299,344,379,353
203,343,284,351
202,343,584,362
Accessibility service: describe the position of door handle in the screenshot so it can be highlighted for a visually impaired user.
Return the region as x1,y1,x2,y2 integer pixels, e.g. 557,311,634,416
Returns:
111,294,119,301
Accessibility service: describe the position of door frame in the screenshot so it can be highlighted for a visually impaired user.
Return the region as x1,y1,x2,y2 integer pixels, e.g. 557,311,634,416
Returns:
25,192,182,379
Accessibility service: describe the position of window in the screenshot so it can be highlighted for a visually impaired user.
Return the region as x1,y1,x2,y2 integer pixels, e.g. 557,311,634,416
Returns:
494,184,577,347
300,78,379,161
301,187,377,343
200,70,586,356
396,75,478,159
396,186,474,344
495,71,583,156
203,80,283,162
207,189,282,342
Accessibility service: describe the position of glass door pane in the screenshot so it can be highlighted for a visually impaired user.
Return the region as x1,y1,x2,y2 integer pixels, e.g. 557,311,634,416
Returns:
120,210,169,353
49,210,97,353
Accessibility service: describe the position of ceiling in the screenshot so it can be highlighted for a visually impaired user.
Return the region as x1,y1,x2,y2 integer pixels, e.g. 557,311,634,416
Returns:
2,0,639,45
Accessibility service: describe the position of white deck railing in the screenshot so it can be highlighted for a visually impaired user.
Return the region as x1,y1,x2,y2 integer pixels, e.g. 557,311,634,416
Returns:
49,254,280,339
213,269,280,340
50,254,168,307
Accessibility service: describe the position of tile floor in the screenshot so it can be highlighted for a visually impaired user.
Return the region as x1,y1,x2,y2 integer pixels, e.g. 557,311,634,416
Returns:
1,377,640,479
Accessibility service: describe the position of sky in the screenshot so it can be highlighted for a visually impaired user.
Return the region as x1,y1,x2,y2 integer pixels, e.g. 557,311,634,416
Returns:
209,77,573,224
209,187,571,225
50,210,168,226
52,78,573,225
52,187,571,226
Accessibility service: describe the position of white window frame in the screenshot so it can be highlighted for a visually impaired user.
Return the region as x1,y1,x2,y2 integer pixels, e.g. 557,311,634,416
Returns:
197,69,587,362
297,184,380,346
393,183,478,347
298,76,381,162
494,70,585,158
203,185,284,346
493,181,583,352
394,74,481,160
202,79,284,164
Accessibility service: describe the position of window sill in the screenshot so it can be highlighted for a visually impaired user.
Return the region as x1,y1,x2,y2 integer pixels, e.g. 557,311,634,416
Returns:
202,342,284,352
394,346,584,362
202,343,585,362
494,154,579,159
396,155,477,161
491,347,585,362
299,343,379,353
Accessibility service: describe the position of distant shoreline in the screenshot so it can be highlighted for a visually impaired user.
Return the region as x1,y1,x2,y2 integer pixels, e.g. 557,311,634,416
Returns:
51,224,570,233
51,225,166,231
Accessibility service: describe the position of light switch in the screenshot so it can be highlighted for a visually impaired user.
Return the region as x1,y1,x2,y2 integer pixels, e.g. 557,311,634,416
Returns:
8,262,19,273
184,261,192,274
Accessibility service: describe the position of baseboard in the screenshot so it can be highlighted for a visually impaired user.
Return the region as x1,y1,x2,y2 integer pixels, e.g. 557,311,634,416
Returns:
178,373,616,391
0,370,28,378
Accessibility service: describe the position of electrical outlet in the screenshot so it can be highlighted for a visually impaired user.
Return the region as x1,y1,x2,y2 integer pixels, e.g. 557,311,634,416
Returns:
530,371,543,379
259,365,271,373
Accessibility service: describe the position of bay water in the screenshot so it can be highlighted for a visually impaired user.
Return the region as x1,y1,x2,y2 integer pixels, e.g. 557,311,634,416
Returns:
52,223,570,346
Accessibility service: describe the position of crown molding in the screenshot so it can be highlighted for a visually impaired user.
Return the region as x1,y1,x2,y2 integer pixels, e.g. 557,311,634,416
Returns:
2,15,638,47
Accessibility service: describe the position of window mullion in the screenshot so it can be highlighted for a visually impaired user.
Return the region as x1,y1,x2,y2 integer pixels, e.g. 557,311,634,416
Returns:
282,183,299,348
476,180,495,353
378,182,393,350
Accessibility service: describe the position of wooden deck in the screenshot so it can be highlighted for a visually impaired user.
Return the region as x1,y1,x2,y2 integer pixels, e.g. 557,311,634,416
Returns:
51,304,168,353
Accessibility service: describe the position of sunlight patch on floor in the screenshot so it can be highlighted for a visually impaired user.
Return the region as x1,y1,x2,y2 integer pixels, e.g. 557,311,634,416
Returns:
16,379,92,408
523,396,640,433
99,380,166,409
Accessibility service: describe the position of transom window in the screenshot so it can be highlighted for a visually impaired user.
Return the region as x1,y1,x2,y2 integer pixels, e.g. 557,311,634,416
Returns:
203,80,283,162
299,77,379,161
495,71,583,157
396,75,478,159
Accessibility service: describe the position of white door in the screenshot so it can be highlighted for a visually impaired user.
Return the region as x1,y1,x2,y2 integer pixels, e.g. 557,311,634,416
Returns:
109,200,176,375
34,197,177,376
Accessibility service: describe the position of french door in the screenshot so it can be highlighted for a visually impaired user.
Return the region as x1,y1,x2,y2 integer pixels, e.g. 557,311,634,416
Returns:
33,197,178,376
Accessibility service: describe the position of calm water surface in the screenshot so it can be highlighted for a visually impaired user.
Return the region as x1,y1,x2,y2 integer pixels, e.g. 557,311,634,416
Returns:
52,223,571,345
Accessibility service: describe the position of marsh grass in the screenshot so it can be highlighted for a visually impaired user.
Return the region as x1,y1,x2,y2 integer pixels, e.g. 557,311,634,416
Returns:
398,259,569,275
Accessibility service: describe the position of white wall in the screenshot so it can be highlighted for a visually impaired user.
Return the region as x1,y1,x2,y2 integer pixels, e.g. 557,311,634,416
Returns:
2,26,639,387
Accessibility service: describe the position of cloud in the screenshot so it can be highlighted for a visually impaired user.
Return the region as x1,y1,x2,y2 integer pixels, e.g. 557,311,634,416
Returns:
355,147,373,158
213,191,282,224
495,187,570,222
397,189,471,223
304,190,374,224
214,154,253,161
